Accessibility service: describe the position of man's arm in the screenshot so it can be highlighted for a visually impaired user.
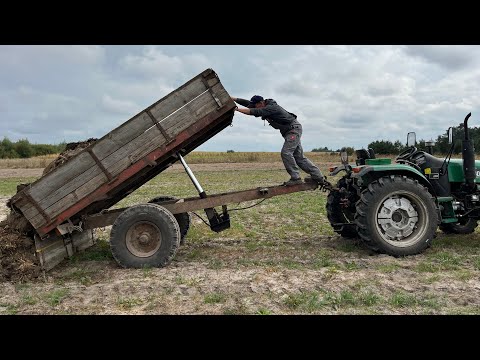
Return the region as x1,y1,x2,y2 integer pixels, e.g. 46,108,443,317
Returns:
236,107,251,115
249,106,277,118
231,97,250,107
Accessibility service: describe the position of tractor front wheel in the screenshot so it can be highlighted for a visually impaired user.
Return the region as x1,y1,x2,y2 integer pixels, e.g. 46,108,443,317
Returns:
355,175,438,256
439,218,478,234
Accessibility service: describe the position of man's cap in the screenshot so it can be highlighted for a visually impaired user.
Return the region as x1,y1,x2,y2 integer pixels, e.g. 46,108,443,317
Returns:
248,95,264,108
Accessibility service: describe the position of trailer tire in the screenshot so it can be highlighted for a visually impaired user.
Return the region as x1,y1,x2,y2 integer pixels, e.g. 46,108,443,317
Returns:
355,175,438,256
439,218,478,234
110,203,180,268
149,196,191,244
326,178,358,238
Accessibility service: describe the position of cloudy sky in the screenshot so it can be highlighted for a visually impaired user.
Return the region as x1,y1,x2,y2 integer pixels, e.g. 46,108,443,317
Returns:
1,45,480,152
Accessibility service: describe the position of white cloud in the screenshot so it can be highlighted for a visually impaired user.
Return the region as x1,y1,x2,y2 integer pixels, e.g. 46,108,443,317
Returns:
118,46,210,82
100,95,139,116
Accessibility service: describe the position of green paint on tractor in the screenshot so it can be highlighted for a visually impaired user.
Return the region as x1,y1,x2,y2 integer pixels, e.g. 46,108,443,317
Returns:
327,113,480,257
447,159,480,183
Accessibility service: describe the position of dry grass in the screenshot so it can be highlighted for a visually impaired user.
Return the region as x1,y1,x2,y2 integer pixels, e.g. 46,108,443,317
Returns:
0,152,345,168
0,151,469,170
0,154,58,169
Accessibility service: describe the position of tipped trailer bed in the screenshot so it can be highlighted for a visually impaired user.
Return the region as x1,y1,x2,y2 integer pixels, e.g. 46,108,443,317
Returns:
8,68,322,271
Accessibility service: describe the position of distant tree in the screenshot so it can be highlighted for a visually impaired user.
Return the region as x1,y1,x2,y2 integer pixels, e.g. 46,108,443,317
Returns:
393,140,405,153
345,146,355,156
14,138,33,158
226,150,235,153
0,137,18,158
311,146,330,152
368,140,397,154
0,137,67,159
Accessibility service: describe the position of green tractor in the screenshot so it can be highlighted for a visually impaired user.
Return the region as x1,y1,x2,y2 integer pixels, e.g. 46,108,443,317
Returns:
327,112,480,256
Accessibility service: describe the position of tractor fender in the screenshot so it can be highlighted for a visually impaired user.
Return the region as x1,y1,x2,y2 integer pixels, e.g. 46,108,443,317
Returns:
353,165,435,195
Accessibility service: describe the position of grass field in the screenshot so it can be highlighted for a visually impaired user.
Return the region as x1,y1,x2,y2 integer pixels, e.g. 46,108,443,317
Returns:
1,150,472,170
1,162,479,315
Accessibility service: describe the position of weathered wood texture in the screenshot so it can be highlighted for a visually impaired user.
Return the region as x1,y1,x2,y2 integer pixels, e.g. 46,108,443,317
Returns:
11,69,235,233
34,230,95,271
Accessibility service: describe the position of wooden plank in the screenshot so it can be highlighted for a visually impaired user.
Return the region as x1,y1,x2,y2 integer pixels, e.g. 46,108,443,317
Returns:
162,83,230,137
161,91,218,137
35,230,95,271
20,163,104,221
15,152,95,205
89,112,154,162
148,77,211,122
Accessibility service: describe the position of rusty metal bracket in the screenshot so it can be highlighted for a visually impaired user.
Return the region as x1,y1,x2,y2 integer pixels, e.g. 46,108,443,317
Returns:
142,156,157,167
23,189,52,224
146,109,174,143
86,148,113,182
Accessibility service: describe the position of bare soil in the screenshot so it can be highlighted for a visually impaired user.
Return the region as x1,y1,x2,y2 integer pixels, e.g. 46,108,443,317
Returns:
1,166,479,315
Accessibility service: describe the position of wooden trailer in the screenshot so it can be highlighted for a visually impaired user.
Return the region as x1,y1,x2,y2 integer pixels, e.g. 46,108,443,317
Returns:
8,68,324,271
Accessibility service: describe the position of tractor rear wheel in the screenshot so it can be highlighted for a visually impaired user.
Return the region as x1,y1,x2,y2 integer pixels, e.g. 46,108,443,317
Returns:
439,218,478,234
149,196,191,244
110,203,180,268
326,178,358,238
355,175,438,256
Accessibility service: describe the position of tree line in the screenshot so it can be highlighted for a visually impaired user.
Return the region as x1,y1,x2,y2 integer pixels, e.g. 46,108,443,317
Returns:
2,123,478,159
0,137,66,159
312,123,480,155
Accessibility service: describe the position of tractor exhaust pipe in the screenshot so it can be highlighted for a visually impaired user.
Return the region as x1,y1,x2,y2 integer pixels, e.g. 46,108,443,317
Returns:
462,112,476,190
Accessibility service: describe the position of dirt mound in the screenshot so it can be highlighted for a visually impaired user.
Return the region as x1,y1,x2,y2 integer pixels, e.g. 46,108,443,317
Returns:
0,214,41,282
43,138,97,176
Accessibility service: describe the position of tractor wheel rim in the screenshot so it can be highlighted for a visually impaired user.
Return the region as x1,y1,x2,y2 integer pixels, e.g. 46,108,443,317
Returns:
126,221,162,257
376,192,426,247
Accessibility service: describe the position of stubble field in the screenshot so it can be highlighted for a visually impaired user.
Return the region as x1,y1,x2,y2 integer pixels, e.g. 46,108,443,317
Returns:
1,160,479,315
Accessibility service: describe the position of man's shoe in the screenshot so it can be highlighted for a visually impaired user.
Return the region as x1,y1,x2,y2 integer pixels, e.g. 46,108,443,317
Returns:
283,178,303,186
304,176,325,184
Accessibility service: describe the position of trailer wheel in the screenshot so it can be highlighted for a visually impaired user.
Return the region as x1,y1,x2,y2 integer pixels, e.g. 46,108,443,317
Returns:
149,196,191,244
439,218,478,234
355,175,438,256
110,203,180,268
326,178,358,238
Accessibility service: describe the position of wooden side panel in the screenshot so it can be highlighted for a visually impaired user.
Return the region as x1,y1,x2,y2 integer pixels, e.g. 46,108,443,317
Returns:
35,230,95,271
26,91,221,225
27,152,96,203
14,69,233,232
